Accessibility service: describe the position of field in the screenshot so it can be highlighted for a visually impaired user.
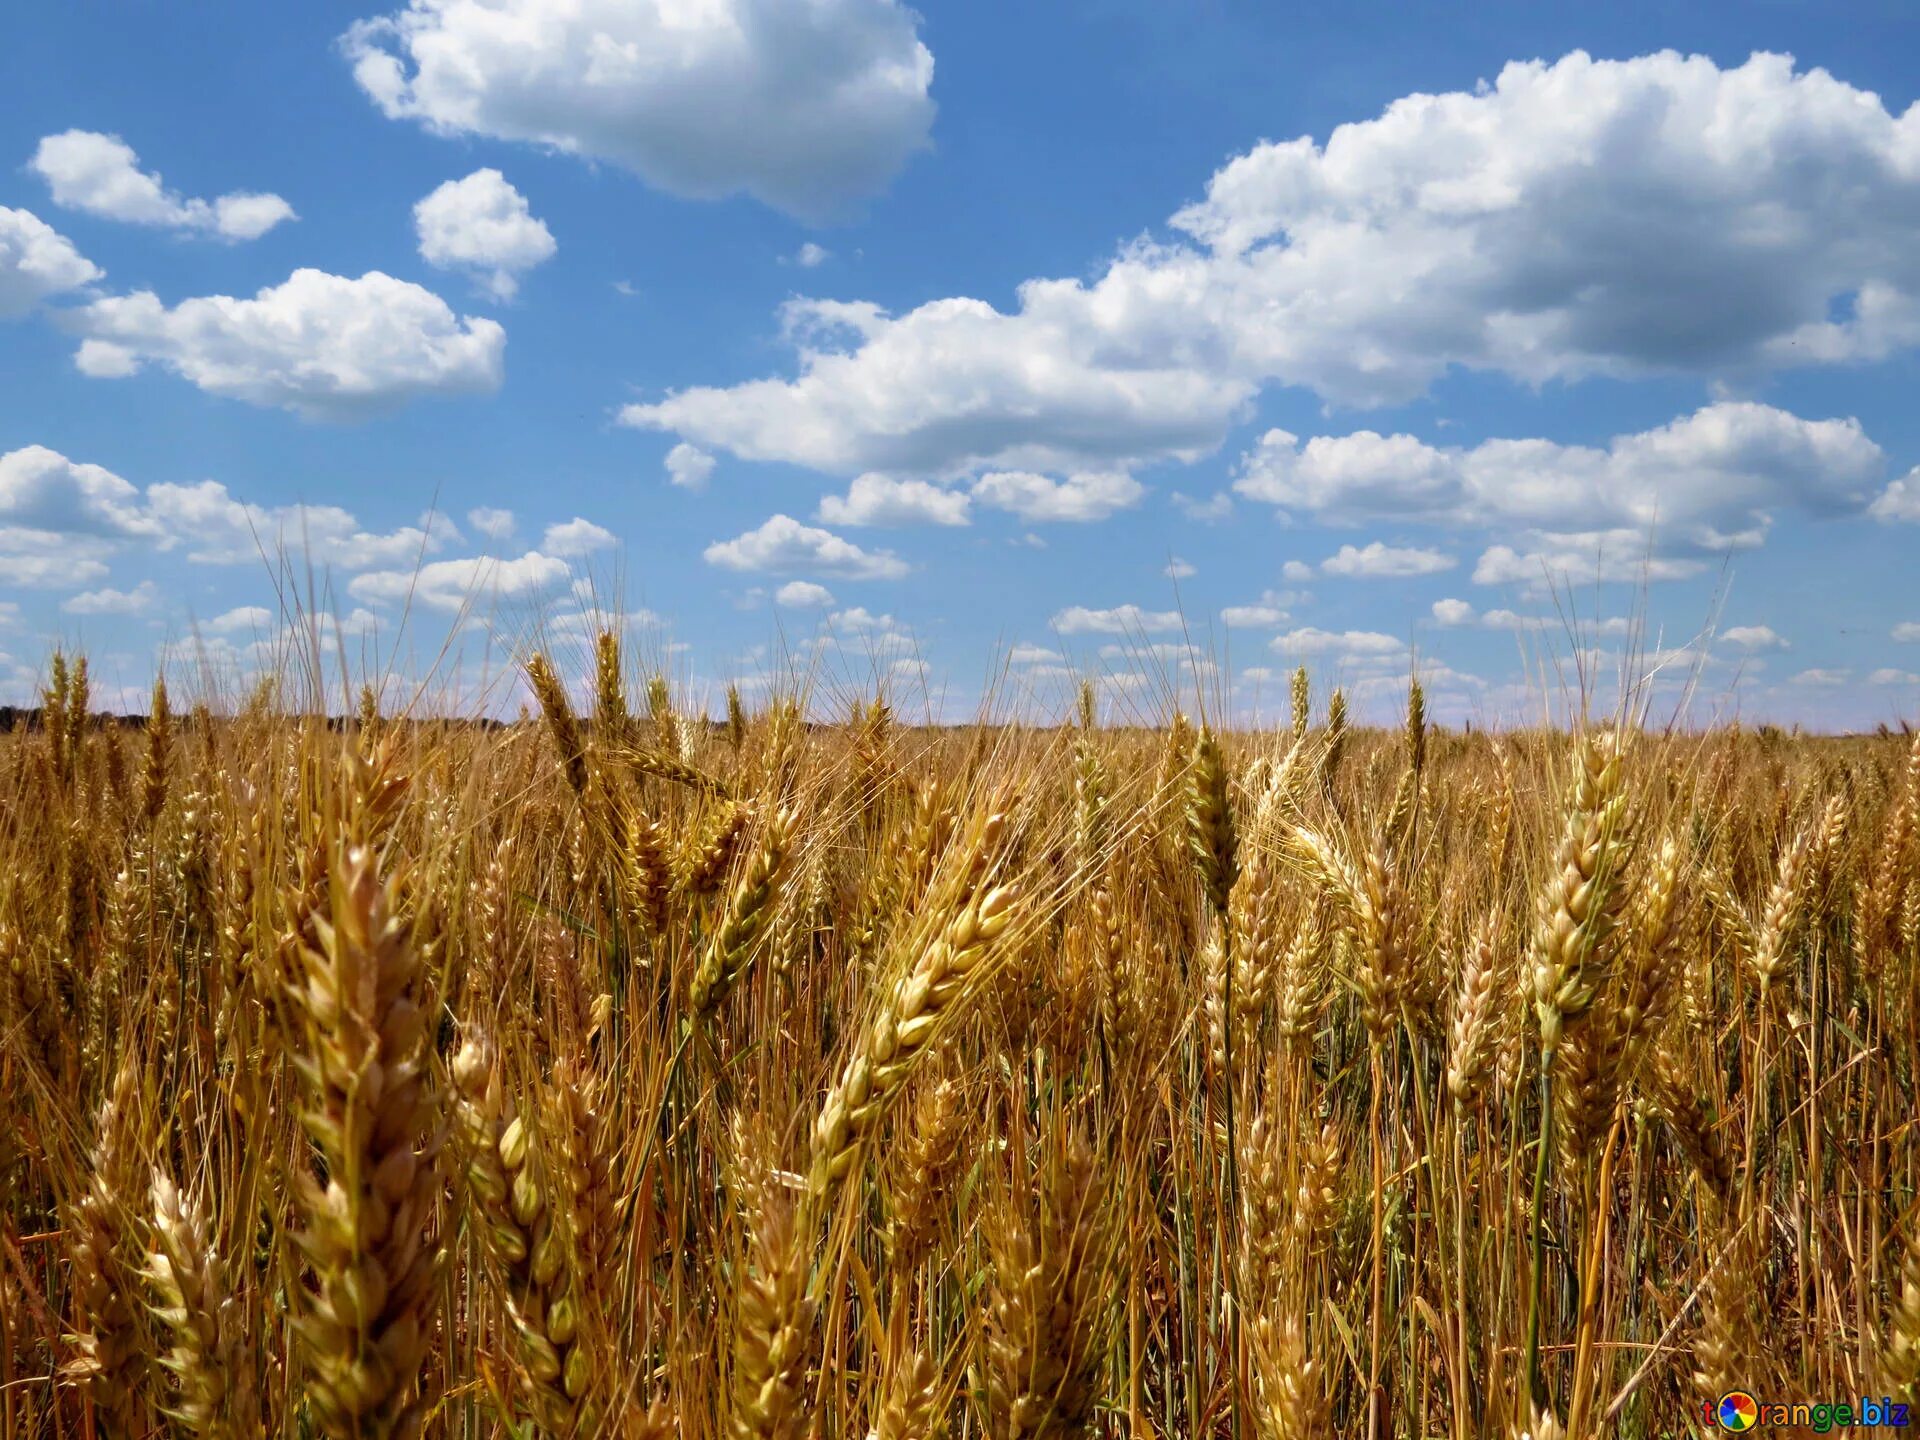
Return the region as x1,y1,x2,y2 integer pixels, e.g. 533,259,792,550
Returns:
2,644,1918,1439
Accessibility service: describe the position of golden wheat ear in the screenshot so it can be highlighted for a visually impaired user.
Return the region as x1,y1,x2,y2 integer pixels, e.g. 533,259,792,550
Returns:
284,762,446,1440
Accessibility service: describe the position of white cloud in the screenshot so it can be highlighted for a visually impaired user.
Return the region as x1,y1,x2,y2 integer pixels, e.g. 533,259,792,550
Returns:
204,606,274,634
1721,625,1788,651
1788,668,1850,688
31,130,295,240
1869,668,1920,686
1052,604,1184,635
1281,560,1315,583
0,206,100,318
829,606,900,634
468,505,516,539
1008,643,1062,665
1236,403,1886,553
793,243,832,268
1871,469,1920,522
623,53,1920,484
703,514,907,579
1481,608,1543,631
818,473,970,527
820,606,917,659
623,290,1250,479
971,470,1144,523
666,442,716,492
1350,662,1485,704
1320,541,1455,578
414,169,555,300
1172,490,1234,522
1431,598,1475,627
62,581,157,615
1221,592,1292,628
0,445,164,540
1270,627,1405,657
343,0,935,221
70,269,504,418
145,479,448,568
1472,535,1705,588
1163,557,1196,579
1098,642,1213,672
774,580,834,607
0,446,153,591
349,550,571,611
0,541,111,589
1894,622,1920,643
541,517,615,557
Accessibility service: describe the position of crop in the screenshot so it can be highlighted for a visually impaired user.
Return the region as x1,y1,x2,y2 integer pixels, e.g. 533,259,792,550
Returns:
2,645,1918,1438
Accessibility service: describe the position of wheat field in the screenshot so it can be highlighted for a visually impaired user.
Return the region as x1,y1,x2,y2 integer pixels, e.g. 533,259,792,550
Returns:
2,642,1918,1439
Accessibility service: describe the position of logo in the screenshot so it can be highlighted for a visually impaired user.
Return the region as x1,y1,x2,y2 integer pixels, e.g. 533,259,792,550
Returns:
1716,1391,1761,1431
1703,1392,1912,1431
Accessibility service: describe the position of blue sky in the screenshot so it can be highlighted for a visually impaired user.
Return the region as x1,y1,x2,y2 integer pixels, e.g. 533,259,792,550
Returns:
3,0,1918,727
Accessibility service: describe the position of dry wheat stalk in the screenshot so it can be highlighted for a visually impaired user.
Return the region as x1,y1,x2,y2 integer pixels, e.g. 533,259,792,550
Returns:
145,1170,258,1439
283,755,445,1439
809,804,1015,1199
981,1134,1112,1440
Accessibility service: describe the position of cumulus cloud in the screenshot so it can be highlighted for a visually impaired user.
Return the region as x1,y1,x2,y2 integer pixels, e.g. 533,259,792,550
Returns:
1472,534,1706,588
541,517,615,557
1871,469,1920,522
0,517,113,587
343,0,935,220
792,243,832,268
813,606,918,660
0,445,157,591
1052,604,1184,635
468,506,515,539
1221,593,1293,628
145,479,449,567
349,550,571,611
31,130,295,240
414,169,555,299
1895,622,1920,643
624,52,1920,486
0,445,165,541
1320,541,1456,578
1008,643,1063,665
70,269,504,418
1721,625,1789,651
828,606,901,635
703,514,907,579
818,474,970,527
204,606,274,634
1163,557,1196,579
1281,560,1316,583
1236,403,1885,554
665,442,716,492
1431,598,1475,627
1270,627,1405,657
1789,668,1850,688
62,581,157,615
1172,491,1234,523
1869,668,1920,686
623,291,1250,480
774,580,834,607
0,206,99,318
971,470,1144,523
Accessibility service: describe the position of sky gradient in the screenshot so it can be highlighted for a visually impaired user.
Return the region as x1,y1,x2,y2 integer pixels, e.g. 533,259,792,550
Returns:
3,1,1918,729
